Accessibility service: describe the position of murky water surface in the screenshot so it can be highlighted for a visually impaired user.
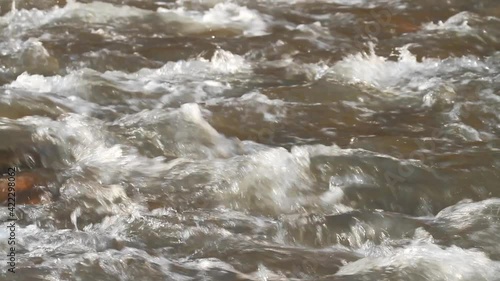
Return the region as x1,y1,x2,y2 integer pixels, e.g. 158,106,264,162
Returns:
0,0,499,280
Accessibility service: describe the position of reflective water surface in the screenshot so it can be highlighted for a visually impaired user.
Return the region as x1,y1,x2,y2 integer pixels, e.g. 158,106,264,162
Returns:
0,0,499,280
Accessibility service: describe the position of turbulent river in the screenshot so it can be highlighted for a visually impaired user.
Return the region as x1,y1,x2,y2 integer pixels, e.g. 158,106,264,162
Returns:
0,0,499,280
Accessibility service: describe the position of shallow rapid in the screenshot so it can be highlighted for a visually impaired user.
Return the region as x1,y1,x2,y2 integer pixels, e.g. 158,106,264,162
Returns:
0,0,499,280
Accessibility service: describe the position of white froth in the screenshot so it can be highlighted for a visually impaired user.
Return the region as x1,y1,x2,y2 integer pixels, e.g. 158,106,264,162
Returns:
259,55,330,81
432,199,500,256
330,44,492,92
4,70,101,115
260,0,406,9
215,144,356,215
17,114,172,186
337,242,500,280
9,71,86,93
205,91,287,122
102,49,250,92
0,38,42,56
115,103,242,159
423,12,475,32
1,0,148,36
436,198,500,224
222,147,314,214
179,103,225,142
1,0,267,38
6,49,249,109
157,2,268,36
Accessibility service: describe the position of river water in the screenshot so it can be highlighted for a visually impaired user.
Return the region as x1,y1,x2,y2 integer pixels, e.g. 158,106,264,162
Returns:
0,0,499,280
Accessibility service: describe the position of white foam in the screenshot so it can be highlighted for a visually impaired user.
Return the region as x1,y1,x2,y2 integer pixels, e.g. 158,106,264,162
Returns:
442,123,483,142
217,147,314,214
6,49,250,108
1,0,148,37
211,144,355,215
336,242,500,280
114,103,243,159
206,91,286,122
8,70,87,93
101,49,250,93
423,11,475,32
434,199,500,254
13,114,173,187
0,36,61,77
4,70,100,115
157,2,269,36
259,55,330,81
1,0,268,38
9,49,248,91
0,37,41,56
329,44,493,92
258,0,406,9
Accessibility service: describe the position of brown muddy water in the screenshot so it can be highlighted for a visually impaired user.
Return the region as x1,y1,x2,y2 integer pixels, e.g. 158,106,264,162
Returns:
0,0,499,280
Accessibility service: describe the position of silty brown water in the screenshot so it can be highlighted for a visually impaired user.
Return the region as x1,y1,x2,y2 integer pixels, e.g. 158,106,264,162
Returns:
0,0,499,280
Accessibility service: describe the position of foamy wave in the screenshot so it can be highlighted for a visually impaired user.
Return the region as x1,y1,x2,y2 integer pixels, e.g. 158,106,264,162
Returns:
1,1,267,37
111,49,251,78
16,114,173,185
329,44,494,91
212,144,353,215
101,49,250,103
8,70,87,94
0,38,40,56
206,91,287,122
0,37,60,76
423,11,475,32
8,49,248,90
114,103,244,159
336,242,500,280
6,49,250,108
0,0,148,36
258,0,405,9
432,199,500,257
157,2,269,36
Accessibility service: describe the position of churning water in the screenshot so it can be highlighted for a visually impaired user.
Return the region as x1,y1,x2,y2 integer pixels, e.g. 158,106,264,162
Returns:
0,0,499,280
